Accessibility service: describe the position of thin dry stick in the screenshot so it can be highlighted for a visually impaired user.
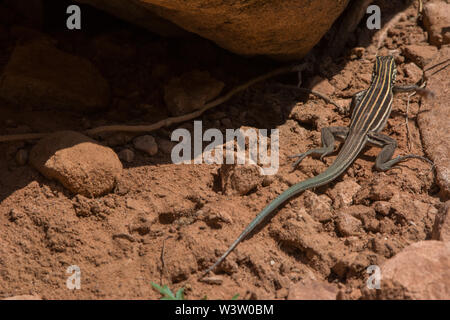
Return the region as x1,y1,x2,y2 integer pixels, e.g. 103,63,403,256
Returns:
159,236,171,285
0,132,49,143
0,65,297,143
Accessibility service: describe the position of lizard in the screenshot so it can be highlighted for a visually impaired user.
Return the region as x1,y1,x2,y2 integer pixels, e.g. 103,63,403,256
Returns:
201,56,433,278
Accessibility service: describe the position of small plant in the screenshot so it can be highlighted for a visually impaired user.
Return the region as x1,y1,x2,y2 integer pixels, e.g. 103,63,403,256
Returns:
151,281,239,300
151,282,184,300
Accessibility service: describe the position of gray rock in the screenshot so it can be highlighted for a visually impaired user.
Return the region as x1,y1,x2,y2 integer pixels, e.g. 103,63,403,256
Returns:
133,135,158,156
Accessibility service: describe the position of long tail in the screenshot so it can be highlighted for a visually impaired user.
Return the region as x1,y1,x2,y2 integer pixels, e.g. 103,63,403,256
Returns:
200,160,350,278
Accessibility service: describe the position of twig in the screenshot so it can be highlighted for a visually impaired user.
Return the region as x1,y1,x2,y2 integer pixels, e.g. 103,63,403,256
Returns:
0,132,49,143
425,61,450,79
160,236,171,284
0,65,298,143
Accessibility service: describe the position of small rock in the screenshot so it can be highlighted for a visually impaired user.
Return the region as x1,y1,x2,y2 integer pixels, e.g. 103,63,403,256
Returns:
368,182,395,201
0,39,110,111
288,278,337,300
133,135,158,156
309,76,335,97
335,212,363,237
373,201,391,216
403,45,438,68
303,191,333,222
361,241,450,300
29,131,123,197
15,149,28,165
432,201,450,242
200,276,223,285
118,148,135,163
164,70,224,116
328,179,361,208
335,98,352,114
262,175,275,187
422,2,450,47
198,200,234,228
403,62,423,84
158,139,176,155
219,163,263,196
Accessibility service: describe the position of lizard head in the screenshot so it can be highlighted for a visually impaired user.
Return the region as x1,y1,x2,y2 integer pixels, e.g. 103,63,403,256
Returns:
372,56,397,86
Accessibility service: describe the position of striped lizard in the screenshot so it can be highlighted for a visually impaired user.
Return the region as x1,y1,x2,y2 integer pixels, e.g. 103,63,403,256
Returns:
201,56,433,278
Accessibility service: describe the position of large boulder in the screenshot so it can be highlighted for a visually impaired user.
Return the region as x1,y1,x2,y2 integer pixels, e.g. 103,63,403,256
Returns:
362,241,450,300
418,47,450,198
76,0,350,59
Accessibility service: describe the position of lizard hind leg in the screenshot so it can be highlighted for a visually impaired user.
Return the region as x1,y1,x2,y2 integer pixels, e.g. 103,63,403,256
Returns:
367,132,434,171
289,126,349,169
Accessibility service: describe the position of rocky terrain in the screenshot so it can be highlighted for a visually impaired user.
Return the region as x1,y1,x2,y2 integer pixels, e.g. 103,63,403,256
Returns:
0,0,448,299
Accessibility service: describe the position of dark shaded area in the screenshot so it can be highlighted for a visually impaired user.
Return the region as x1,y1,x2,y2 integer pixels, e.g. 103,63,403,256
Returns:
0,0,418,204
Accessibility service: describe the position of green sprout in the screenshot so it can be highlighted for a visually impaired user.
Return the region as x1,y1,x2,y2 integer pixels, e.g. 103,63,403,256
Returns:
151,281,239,300
151,282,184,300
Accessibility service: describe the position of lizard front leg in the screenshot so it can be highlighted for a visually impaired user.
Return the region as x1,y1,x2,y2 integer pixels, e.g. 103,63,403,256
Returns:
393,84,434,98
289,126,349,168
